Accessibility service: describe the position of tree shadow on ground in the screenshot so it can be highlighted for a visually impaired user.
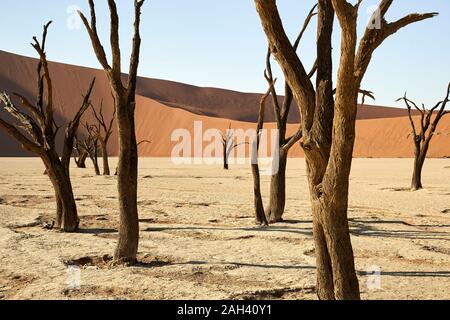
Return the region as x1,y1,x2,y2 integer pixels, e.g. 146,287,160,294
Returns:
349,218,450,241
143,225,313,237
77,228,118,235
358,270,450,278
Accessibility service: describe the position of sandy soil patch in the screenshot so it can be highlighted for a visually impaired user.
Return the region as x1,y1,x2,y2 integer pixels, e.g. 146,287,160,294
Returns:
0,158,448,300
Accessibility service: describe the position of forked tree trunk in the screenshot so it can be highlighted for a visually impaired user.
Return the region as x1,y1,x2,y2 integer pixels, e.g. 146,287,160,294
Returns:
114,98,139,262
0,22,94,233
261,45,306,224
321,82,360,299
45,157,79,232
411,133,432,191
76,152,88,168
400,84,450,191
254,0,435,300
267,152,288,223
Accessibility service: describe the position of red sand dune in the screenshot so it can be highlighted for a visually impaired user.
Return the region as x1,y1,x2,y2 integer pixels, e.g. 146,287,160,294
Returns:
0,50,449,158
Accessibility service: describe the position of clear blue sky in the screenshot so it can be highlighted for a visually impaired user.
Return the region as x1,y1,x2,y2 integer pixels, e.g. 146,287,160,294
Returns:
0,0,449,108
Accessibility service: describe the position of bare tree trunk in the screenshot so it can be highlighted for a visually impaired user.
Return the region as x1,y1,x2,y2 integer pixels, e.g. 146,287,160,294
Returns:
89,140,101,176
322,81,360,299
252,84,272,226
223,144,229,170
92,159,100,176
45,157,79,232
101,141,111,176
267,152,288,223
114,98,139,263
251,163,266,225
411,158,424,191
411,144,424,190
76,152,88,168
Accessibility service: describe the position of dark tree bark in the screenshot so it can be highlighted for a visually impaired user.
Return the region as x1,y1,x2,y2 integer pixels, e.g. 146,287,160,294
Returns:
79,0,145,264
223,143,229,170
92,99,116,175
100,142,110,174
74,143,88,168
267,151,288,222
0,22,95,232
263,47,308,223
251,83,274,226
258,5,318,223
254,0,437,300
397,84,450,190
83,123,101,176
92,143,100,175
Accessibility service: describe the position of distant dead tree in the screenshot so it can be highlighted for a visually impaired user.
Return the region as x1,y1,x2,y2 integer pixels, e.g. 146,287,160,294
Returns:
73,140,88,168
79,0,145,264
221,124,247,170
80,122,101,176
0,22,95,232
91,100,116,175
397,83,450,191
255,0,437,299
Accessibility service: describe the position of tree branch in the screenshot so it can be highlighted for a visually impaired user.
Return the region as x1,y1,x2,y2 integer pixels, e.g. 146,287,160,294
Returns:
107,0,122,79
31,21,54,130
355,4,438,83
127,0,145,98
0,92,43,153
283,128,303,152
397,93,418,139
78,1,111,72
13,93,45,127
292,4,318,51
264,49,282,128
254,0,316,135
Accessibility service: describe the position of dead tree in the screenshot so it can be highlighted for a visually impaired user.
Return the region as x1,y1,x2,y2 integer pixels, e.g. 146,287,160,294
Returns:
397,83,450,190
91,100,116,175
263,51,306,222
73,140,88,168
221,124,247,170
264,49,373,224
0,22,95,232
79,0,145,264
80,123,101,176
254,0,437,299
254,6,325,224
